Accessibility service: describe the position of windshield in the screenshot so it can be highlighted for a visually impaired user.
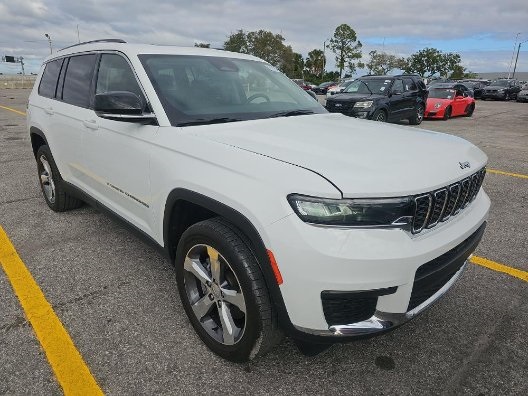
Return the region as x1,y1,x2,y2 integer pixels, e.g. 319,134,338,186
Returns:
490,80,510,87
344,79,389,95
139,54,326,126
429,88,455,99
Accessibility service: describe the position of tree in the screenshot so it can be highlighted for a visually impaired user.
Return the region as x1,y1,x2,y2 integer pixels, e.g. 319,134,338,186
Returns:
366,50,406,75
223,29,300,78
223,30,249,53
290,52,304,79
305,49,325,77
194,42,210,48
327,24,363,79
403,47,461,78
449,65,478,80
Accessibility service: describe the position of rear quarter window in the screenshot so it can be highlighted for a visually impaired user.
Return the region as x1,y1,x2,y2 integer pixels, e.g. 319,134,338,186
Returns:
38,59,63,98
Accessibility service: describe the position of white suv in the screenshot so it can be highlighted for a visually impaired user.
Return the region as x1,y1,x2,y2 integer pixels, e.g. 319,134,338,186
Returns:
27,40,490,362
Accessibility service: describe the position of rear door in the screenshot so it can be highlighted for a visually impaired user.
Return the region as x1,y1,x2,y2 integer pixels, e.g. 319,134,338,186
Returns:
81,52,158,234
388,79,406,120
402,78,419,116
48,54,98,185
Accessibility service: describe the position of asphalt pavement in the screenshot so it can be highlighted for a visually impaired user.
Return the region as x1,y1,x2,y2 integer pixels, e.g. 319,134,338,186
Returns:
1,89,527,395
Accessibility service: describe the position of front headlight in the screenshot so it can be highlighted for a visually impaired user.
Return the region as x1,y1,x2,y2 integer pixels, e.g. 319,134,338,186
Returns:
498,89,505,92
434,103,442,109
353,101,373,109
287,194,413,227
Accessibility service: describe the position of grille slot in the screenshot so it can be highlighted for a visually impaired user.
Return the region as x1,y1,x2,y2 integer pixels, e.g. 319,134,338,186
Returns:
427,189,448,228
411,168,485,234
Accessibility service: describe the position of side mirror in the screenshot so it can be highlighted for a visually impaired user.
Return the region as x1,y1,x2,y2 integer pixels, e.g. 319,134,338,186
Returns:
94,91,156,124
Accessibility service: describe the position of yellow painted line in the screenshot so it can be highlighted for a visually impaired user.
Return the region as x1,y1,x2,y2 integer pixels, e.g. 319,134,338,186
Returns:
470,255,528,282
487,168,528,180
0,226,104,395
0,104,26,116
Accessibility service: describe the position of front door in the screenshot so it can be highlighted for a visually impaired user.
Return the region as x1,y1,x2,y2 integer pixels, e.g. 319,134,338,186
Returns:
81,53,158,235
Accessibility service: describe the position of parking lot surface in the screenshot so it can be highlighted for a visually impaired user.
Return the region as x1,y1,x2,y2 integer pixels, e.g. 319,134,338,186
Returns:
1,89,527,395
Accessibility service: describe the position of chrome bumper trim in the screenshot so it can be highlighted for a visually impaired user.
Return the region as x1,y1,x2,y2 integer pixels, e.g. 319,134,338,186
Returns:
295,260,468,337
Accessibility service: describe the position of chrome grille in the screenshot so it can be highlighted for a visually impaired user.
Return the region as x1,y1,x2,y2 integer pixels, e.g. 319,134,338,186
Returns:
411,168,486,234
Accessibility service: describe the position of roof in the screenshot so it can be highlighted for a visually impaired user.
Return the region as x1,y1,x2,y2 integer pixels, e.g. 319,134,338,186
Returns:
44,41,263,63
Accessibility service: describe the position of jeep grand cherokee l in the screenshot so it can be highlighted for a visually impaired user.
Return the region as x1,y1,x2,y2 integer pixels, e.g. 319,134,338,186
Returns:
325,75,428,124
27,40,490,362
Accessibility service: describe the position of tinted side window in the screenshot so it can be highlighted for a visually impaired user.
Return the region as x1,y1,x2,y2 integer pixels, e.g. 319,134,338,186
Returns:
403,78,417,91
392,79,404,93
38,59,63,98
96,54,144,102
62,54,97,108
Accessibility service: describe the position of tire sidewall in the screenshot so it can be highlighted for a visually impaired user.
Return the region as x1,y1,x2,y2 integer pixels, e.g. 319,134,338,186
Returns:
175,223,264,362
36,145,59,210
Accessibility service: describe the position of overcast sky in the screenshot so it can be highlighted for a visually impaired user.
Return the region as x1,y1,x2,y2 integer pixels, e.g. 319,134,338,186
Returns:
1,0,527,75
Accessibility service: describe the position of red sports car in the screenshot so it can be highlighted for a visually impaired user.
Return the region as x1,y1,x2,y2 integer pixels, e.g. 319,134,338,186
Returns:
425,84,475,120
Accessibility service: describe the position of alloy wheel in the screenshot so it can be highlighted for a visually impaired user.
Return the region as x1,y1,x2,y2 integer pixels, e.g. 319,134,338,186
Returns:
39,155,56,204
183,244,246,345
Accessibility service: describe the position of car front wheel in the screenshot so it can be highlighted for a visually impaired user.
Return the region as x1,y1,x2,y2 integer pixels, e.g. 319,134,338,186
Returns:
175,218,282,362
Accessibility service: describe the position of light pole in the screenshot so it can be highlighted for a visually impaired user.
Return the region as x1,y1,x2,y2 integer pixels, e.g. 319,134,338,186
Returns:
44,34,53,54
322,40,327,79
507,33,521,78
512,39,528,79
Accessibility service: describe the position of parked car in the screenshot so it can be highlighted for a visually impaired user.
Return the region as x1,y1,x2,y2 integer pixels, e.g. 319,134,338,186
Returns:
27,40,489,362
460,80,488,99
312,81,337,94
326,79,354,97
425,86,475,120
429,82,473,98
326,75,428,124
515,83,528,102
292,79,312,91
481,79,521,100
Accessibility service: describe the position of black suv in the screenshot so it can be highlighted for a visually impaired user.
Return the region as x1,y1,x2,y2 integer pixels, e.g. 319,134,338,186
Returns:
481,79,521,100
325,75,428,124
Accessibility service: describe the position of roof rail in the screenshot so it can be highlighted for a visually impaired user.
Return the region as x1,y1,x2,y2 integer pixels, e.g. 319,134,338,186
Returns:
59,39,126,52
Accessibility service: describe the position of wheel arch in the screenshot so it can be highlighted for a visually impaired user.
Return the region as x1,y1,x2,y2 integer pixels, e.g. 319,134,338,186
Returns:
162,188,292,332
30,126,48,158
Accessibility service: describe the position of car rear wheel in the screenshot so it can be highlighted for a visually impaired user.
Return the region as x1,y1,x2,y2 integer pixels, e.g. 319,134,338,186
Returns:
36,145,83,212
409,104,424,125
175,218,282,362
372,110,387,122
443,106,452,121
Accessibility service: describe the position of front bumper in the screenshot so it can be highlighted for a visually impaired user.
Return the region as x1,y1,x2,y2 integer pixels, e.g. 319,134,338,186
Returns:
326,105,375,119
425,108,446,119
482,91,507,99
265,190,490,338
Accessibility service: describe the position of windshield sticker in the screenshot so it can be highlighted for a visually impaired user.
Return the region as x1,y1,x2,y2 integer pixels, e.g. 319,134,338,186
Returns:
380,86,385,91
384,80,391,83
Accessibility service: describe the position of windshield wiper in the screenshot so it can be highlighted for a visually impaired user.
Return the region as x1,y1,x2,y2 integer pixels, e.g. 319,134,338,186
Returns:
268,109,315,118
177,117,241,127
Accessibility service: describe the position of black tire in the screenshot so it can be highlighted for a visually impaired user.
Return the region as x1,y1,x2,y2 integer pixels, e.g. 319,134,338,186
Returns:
175,218,282,362
409,104,424,125
465,103,475,117
372,109,387,122
443,106,452,121
36,145,83,212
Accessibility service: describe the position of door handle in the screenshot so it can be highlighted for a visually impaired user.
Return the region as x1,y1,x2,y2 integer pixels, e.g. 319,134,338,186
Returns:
83,119,98,130
44,107,54,115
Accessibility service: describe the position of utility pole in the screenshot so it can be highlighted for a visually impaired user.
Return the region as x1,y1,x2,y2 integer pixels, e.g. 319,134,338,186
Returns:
45,33,53,54
77,25,80,43
508,33,521,79
512,39,528,79
322,40,326,79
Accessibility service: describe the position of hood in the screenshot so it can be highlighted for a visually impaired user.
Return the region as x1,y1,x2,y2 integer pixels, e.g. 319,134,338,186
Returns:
185,113,487,198
426,98,452,109
328,92,385,102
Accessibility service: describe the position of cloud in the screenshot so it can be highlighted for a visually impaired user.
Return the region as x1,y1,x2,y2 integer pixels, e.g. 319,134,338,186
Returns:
1,0,527,73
